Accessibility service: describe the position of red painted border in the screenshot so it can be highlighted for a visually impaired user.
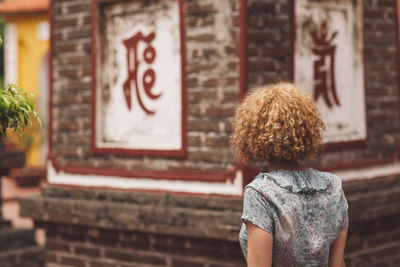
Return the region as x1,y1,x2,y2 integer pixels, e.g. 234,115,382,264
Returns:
290,0,296,82
290,0,368,151
46,0,238,185
50,158,236,183
46,0,54,182
396,0,400,128
239,0,248,101
317,157,395,173
239,0,254,187
90,0,187,158
342,171,400,185
48,0,391,190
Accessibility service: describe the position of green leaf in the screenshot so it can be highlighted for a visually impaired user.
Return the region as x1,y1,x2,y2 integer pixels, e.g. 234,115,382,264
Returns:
0,83,42,137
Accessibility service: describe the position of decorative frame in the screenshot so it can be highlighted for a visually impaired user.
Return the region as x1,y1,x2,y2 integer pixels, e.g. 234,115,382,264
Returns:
290,0,368,151
91,0,187,157
46,0,248,187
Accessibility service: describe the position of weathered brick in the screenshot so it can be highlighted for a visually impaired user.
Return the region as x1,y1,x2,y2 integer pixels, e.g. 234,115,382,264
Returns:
188,91,218,103
205,136,229,147
248,1,275,13
44,251,58,263
202,78,219,88
248,58,275,71
60,256,85,267
187,120,220,132
188,136,202,146
67,4,91,13
171,258,203,267
74,245,100,257
205,106,235,118
53,18,78,28
187,33,215,42
46,241,70,252
89,260,117,267
186,2,215,15
53,120,79,131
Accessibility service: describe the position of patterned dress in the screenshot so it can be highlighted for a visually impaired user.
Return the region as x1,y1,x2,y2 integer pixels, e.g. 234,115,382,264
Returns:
239,168,348,266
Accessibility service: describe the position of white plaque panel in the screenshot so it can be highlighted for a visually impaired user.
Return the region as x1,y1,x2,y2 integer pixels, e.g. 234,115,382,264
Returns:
95,0,184,152
294,0,366,144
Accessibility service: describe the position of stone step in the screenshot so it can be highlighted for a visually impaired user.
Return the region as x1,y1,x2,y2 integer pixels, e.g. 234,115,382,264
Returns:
0,228,36,251
0,246,43,267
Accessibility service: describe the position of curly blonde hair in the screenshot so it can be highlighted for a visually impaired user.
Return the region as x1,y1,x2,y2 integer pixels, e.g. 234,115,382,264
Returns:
230,82,325,163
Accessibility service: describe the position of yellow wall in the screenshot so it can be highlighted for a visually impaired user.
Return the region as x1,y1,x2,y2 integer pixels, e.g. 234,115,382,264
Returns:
6,13,49,166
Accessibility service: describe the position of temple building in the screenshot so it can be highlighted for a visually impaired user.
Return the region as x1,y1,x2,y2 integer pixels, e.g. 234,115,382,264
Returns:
20,0,400,266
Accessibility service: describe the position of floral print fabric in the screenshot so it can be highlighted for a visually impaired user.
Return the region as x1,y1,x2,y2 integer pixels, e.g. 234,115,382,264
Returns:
239,168,348,266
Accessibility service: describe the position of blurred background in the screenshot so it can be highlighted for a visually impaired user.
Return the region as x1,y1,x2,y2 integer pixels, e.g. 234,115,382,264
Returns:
0,0,400,266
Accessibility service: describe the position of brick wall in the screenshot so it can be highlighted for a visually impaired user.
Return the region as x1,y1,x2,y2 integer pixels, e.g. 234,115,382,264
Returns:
23,0,400,266
247,0,400,167
0,143,43,267
51,0,240,173
21,176,400,267
22,185,245,267
0,226,43,267
247,0,291,87
344,175,400,266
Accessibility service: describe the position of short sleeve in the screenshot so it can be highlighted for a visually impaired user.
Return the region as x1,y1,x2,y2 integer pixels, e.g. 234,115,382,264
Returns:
338,188,349,231
241,187,274,234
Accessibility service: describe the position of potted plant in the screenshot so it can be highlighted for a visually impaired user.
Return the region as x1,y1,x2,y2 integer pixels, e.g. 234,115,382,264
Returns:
0,83,41,138
0,36,42,186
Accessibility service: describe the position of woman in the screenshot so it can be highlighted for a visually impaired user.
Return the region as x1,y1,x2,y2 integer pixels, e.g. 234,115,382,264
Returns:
230,82,348,266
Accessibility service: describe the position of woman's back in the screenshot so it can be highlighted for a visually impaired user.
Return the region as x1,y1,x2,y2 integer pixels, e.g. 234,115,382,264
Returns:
239,168,348,266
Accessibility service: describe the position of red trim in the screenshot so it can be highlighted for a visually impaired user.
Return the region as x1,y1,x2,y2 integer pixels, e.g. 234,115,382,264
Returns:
360,0,369,149
90,0,97,158
46,0,237,185
396,0,400,128
239,0,248,101
290,0,367,150
317,157,395,173
46,0,54,183
321,139,366,151
179,0,188,158
90,0,186,157
239,0,250,187
50,157,235,183
241,156,398,187
290,0,296,81
342,171,400,185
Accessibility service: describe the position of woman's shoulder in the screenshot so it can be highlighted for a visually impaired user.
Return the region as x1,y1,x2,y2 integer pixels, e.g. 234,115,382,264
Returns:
244,172,291,201
244,173,267,192
313,169,344,189
244,169,345,198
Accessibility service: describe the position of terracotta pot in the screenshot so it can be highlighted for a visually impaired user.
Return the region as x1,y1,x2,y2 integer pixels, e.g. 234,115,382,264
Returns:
10,166,45,187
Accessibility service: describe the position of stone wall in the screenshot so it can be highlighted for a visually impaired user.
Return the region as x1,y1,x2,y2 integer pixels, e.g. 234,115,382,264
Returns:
0,223,43,267
21,175,400,266
22,185,245,267
344,175,400,266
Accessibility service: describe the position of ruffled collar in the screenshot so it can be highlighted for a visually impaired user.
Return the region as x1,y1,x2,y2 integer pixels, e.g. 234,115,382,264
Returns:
264,168,332,194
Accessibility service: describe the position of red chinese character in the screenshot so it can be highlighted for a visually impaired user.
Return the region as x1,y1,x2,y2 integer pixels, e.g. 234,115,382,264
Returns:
123,31,161,115
310,21,340,108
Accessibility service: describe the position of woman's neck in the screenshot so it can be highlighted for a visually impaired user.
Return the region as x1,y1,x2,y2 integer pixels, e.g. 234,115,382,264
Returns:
267,160,304,172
